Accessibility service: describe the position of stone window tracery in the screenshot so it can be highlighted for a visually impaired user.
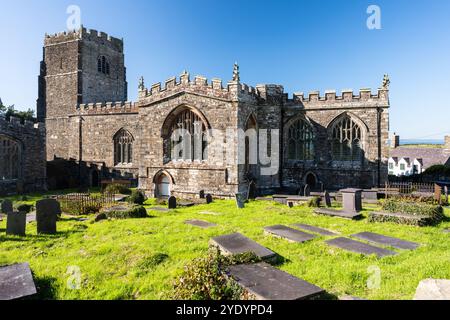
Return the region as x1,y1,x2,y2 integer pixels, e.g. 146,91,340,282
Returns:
287,118,314,160
330,116,364,162
0,136,20,180
114,129,134,165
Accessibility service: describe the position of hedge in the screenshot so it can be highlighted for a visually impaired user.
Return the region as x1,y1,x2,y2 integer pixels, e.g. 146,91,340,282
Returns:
378,199,445,225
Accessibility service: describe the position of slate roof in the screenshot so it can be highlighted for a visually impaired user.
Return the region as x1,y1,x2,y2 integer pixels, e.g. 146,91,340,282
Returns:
390,147,450,170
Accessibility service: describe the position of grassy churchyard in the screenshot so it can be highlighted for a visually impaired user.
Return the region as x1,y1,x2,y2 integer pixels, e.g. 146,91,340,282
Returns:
0,192,449,300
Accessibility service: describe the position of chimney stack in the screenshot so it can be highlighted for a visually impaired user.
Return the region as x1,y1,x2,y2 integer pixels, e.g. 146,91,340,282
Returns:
390,132,400,149
444,135,450,154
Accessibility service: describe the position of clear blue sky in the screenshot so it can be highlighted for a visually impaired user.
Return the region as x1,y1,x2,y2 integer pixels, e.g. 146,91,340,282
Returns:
1,0,449,139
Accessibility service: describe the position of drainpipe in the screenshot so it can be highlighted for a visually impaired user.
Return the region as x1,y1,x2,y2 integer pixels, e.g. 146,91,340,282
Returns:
377,108,382,187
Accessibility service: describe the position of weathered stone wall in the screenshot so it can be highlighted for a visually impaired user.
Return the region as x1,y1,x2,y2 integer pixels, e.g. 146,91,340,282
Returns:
0,116,46,195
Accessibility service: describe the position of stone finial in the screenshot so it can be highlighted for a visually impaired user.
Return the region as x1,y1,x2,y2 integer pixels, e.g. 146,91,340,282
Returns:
232,62,240,82
138,76,145,91
382,74,390,90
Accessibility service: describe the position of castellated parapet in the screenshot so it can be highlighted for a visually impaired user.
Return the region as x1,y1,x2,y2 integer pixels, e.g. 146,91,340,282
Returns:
76,101,138,115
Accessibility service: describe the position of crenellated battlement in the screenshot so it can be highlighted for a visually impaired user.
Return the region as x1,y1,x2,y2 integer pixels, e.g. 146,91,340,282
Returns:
288,87,389,106
138,71,261,104
76,101,138,115
0,115,45,132
44,27,123,51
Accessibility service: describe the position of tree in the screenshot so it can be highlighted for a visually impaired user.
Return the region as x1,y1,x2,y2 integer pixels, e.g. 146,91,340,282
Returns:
0,97,35,123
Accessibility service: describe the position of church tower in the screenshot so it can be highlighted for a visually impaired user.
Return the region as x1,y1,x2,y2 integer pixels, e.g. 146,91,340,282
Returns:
37,27,127,160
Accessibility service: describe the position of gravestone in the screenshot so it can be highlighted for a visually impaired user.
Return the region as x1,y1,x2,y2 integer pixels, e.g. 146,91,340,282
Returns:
414,279,450,300
324,191,332,207
434,184,442,205
264,225,316,243
314,208,362,220
325,237,397,258
292,223,337,236
341,188,363,213
6,212,27,237
168,196,177,209
210,233,276,262
199,190,205,199
247,181,257,200
0,263,37,300
351,232,419,250
1,199,13,214
235,193,245,209
36,199,61,234
185,219,217,229
304,184,311,197
228,262,325,300
205,194,213,204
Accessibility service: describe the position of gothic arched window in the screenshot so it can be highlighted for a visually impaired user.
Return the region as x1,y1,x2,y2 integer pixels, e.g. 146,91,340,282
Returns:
287,118,314,160
330,115,364,162
97,55,110,75
0,136,21,180
164,108,208,162
114,129,134,165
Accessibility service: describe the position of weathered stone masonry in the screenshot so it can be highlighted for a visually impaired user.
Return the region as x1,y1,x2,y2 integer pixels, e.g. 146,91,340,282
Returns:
38,27,390,197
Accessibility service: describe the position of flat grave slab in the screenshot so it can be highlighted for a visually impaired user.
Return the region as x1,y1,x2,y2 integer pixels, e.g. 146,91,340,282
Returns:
315,208,362,220
210,233,276,261
326,237,397,258
227,262,325,300
255,197,273,201
184,219,217,228
339,295,367,300
264,225,316,243
0,263,37,300
148,207,169,212
351,232,419,250
178,201,195,207
292,223,337,236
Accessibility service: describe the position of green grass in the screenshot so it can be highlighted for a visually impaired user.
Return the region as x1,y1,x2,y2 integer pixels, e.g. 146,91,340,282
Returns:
1,195,449,300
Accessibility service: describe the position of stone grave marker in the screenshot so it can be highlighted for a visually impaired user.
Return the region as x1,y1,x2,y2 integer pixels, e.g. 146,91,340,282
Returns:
325,237,397,258
168,196,177,209
1,199,13,214
227,262,325,300
36,199,61,234
434,184,443,205
210,233,276,262
199,190,205,199
314,208,362,220
324,191,332,207
0,263,37,300
341,188,363,213
304,184,311,197
264,225,316,243
6,212,27,237
185,219,217,228
351,232,419,250
235,193,245,209
292,223,337,236
414,279,450,300
205,194,213,204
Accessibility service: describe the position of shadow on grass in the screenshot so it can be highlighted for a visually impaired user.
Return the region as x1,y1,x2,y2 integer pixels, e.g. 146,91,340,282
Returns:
30,275,58,300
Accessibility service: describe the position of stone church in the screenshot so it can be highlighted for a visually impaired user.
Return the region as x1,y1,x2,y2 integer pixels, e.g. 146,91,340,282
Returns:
37,27,390,198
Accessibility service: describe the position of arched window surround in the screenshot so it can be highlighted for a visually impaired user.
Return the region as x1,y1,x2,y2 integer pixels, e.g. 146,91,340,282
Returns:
97,55,110,75
113,128,134,166
0,134,22,181
161,105,211,163
327,112,369,164
284,115,315,162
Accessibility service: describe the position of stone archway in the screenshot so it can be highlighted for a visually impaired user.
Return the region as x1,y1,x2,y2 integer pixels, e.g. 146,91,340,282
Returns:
154,171,173,198
304,172,317,189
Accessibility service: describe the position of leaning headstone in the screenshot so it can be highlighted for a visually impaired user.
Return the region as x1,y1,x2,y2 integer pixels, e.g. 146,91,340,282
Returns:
304,184,311,197
168,196,177,209
1,199,13,214
6,212,27,237
199,190,205,199
36,199,61,234
205,194,213,204
0,263,37,300
324,191,332,207
341,188,363,213
235,193,245,209
413,279,450,300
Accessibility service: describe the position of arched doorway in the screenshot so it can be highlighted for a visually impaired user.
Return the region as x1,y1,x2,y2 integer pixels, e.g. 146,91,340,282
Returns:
91,170,100,188
155,173,171,198
305,172,317,189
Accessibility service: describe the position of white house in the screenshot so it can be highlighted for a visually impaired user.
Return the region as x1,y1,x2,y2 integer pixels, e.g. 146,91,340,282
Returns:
388,157,423,176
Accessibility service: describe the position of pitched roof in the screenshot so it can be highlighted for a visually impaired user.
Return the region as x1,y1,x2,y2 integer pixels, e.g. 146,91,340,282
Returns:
390,147,450,170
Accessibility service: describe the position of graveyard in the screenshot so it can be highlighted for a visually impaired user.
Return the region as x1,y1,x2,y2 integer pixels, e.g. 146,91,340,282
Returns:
1,190,449,300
